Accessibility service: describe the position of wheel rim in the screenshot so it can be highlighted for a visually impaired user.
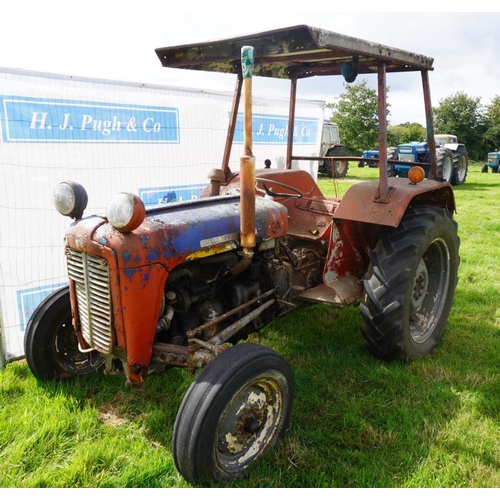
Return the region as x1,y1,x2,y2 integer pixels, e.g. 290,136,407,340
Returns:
53,313,103,375
216,377,283,473
409,237,450,344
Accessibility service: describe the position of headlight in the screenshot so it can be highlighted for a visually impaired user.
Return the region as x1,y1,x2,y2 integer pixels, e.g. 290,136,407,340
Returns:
53,181,88,219
107,192,145,232
408,166,425,184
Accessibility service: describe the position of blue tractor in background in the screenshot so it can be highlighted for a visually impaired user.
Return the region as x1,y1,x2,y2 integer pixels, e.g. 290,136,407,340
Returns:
359,134,468,186
359,147,398,169
481,151,500,173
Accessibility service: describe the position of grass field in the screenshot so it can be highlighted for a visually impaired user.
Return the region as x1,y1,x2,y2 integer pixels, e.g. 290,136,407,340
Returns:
1,162,499,488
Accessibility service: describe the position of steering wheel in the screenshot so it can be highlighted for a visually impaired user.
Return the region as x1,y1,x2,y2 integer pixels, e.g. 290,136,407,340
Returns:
255,177,303,199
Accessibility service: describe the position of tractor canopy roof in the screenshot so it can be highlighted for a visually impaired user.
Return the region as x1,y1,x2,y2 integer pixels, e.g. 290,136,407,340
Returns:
155,24,434,79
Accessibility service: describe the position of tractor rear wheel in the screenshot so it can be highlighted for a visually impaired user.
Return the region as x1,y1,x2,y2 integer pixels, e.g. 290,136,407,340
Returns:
387,147,398,177
360,205,459,361
451,146,468,185
323,146,349,178
436,148,453,183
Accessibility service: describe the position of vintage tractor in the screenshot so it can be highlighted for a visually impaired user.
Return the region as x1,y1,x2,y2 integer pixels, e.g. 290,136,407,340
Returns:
393,140,455,181
360,134,468,185
317,120,349,178
482,151,500,173
358,146,398,168
24,26,460,485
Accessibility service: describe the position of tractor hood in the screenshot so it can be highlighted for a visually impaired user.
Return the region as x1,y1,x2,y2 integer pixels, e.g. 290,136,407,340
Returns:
64,195,288,270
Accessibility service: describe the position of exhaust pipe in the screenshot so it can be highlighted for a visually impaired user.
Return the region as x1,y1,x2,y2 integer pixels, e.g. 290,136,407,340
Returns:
231,45,255,275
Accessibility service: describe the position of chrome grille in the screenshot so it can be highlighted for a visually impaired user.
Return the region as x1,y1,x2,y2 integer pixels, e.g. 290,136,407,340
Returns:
66,248,113,353
399,153,414,162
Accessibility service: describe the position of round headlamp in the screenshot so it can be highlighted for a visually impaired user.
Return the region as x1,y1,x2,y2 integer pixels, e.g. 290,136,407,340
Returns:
53,181,88,219
408,166,425,184
107,192,145,232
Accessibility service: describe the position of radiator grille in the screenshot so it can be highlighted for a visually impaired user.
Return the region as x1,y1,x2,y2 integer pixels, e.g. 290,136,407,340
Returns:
66,248,113,353
399,153,414,162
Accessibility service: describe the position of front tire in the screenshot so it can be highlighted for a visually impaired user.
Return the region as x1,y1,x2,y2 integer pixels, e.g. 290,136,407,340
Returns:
451,146,468,185
323,146,349,178
172,343,294,484
360,206,459,361
24,286,104,380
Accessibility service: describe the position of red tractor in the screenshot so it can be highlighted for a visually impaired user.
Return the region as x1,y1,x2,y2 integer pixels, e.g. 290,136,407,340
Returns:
25,26,459,484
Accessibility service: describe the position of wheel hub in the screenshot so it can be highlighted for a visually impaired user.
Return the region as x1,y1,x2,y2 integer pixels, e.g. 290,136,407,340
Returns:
219,388,268,455
411,259,429,314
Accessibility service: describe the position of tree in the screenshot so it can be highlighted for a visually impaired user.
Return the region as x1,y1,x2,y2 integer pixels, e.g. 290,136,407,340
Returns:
483,95,500,154
387,122,426,146
326,80,389,155
433,92,486,160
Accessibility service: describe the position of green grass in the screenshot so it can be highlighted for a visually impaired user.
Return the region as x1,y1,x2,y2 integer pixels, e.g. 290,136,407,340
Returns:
1,162,500,488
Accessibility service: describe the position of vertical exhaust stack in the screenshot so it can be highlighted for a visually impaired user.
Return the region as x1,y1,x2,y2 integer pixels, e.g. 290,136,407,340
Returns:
236,46,256,273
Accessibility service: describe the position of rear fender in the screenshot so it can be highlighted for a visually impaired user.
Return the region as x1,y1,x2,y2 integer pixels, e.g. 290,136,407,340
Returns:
333,178,455,228
442,143,463,152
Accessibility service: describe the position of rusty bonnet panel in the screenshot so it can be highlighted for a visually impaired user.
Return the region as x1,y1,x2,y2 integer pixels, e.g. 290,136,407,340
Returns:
155,24,434,79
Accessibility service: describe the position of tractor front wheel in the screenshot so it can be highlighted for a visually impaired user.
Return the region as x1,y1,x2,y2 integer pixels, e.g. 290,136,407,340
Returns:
172,343,294,484
24,286,104,380
360,205,459,361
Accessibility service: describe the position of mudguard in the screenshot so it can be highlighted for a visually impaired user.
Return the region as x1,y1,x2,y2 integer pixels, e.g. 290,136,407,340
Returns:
333,177,455,228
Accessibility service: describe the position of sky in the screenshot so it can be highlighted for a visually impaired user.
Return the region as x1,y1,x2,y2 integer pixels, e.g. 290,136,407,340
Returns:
1,2,499,126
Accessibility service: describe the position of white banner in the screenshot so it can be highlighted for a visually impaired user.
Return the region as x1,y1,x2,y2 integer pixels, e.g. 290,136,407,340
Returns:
0,67,325,362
